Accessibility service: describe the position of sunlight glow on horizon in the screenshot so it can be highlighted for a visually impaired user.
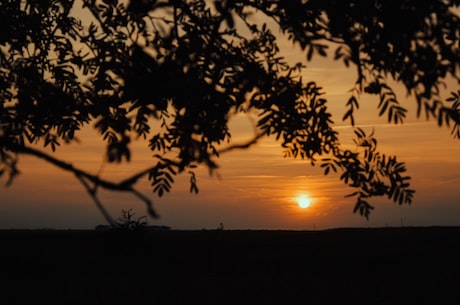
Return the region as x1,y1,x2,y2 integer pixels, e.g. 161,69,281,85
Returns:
296,196,311,209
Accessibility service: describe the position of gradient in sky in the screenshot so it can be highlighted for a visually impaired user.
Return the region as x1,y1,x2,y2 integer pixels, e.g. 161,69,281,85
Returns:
1,6,460,230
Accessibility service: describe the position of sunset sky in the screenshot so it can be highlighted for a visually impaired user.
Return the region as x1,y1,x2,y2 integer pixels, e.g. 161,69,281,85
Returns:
1,4,460,230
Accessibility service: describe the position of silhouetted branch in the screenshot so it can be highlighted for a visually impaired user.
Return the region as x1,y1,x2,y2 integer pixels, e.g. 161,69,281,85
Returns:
4,0,454,222
75,173,117,226
7,143,127,190
218,131,266,154
4,128,267,223
4,142,159,223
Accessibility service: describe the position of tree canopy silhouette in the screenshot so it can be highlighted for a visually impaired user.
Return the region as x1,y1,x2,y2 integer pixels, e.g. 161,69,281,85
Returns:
1,0,459,225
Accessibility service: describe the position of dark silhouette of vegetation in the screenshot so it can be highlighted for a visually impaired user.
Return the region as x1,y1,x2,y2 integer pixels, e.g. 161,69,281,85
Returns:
114,208,147,231
1,0,459,223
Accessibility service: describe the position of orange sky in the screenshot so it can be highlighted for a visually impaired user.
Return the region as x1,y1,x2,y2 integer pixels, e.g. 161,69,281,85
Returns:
1,56,459,230
1,5,460,230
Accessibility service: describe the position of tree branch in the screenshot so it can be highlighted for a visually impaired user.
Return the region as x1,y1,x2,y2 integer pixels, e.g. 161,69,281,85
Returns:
2,126,267,224
218,131,266,154
4,142,159,223
75,173,117,226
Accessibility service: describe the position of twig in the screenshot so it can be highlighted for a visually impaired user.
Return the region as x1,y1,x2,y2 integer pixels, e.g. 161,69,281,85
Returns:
5,142,158,223
75,173,117,226
218,131,265,154
3,126,267,223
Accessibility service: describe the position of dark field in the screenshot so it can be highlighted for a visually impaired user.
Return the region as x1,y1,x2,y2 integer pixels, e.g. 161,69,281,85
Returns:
2,227,460,305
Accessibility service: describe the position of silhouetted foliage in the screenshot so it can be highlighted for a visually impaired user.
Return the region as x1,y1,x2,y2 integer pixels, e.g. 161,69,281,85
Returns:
1,0,459,222
114,208,147,231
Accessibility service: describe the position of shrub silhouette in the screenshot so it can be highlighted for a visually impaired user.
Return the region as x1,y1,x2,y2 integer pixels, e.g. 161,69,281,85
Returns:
113,209,148,232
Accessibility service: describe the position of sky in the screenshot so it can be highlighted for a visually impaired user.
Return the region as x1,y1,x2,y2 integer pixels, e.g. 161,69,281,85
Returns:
1,4,460,230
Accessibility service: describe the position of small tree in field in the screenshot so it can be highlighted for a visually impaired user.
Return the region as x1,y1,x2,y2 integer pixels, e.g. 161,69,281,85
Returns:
115,209,147,232
1,0,459,224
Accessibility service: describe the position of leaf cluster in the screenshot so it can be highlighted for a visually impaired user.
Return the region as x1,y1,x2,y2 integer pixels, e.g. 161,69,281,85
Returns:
1,0,459,221
114,208,147,232
321,128,414,219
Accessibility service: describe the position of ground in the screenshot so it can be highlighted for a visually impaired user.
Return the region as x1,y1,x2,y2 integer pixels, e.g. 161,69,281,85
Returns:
2,227,460,305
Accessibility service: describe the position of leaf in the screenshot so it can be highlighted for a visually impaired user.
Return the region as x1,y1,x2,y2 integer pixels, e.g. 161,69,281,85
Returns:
342,109,355,125
316,44,328,57
307,45,314,61
345,191,359,198
190,183,199,194
164,172,174,183
379,100,389,117
354,128,365,139
334,46,343,60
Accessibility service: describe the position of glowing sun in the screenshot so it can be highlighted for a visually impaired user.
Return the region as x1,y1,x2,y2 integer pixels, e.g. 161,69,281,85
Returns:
296,196,311,209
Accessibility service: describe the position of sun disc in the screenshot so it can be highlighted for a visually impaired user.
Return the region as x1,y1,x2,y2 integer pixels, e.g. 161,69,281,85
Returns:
297,197,311,209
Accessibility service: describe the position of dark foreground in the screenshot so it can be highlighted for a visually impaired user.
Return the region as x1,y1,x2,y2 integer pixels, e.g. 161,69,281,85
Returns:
2,227,460,305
